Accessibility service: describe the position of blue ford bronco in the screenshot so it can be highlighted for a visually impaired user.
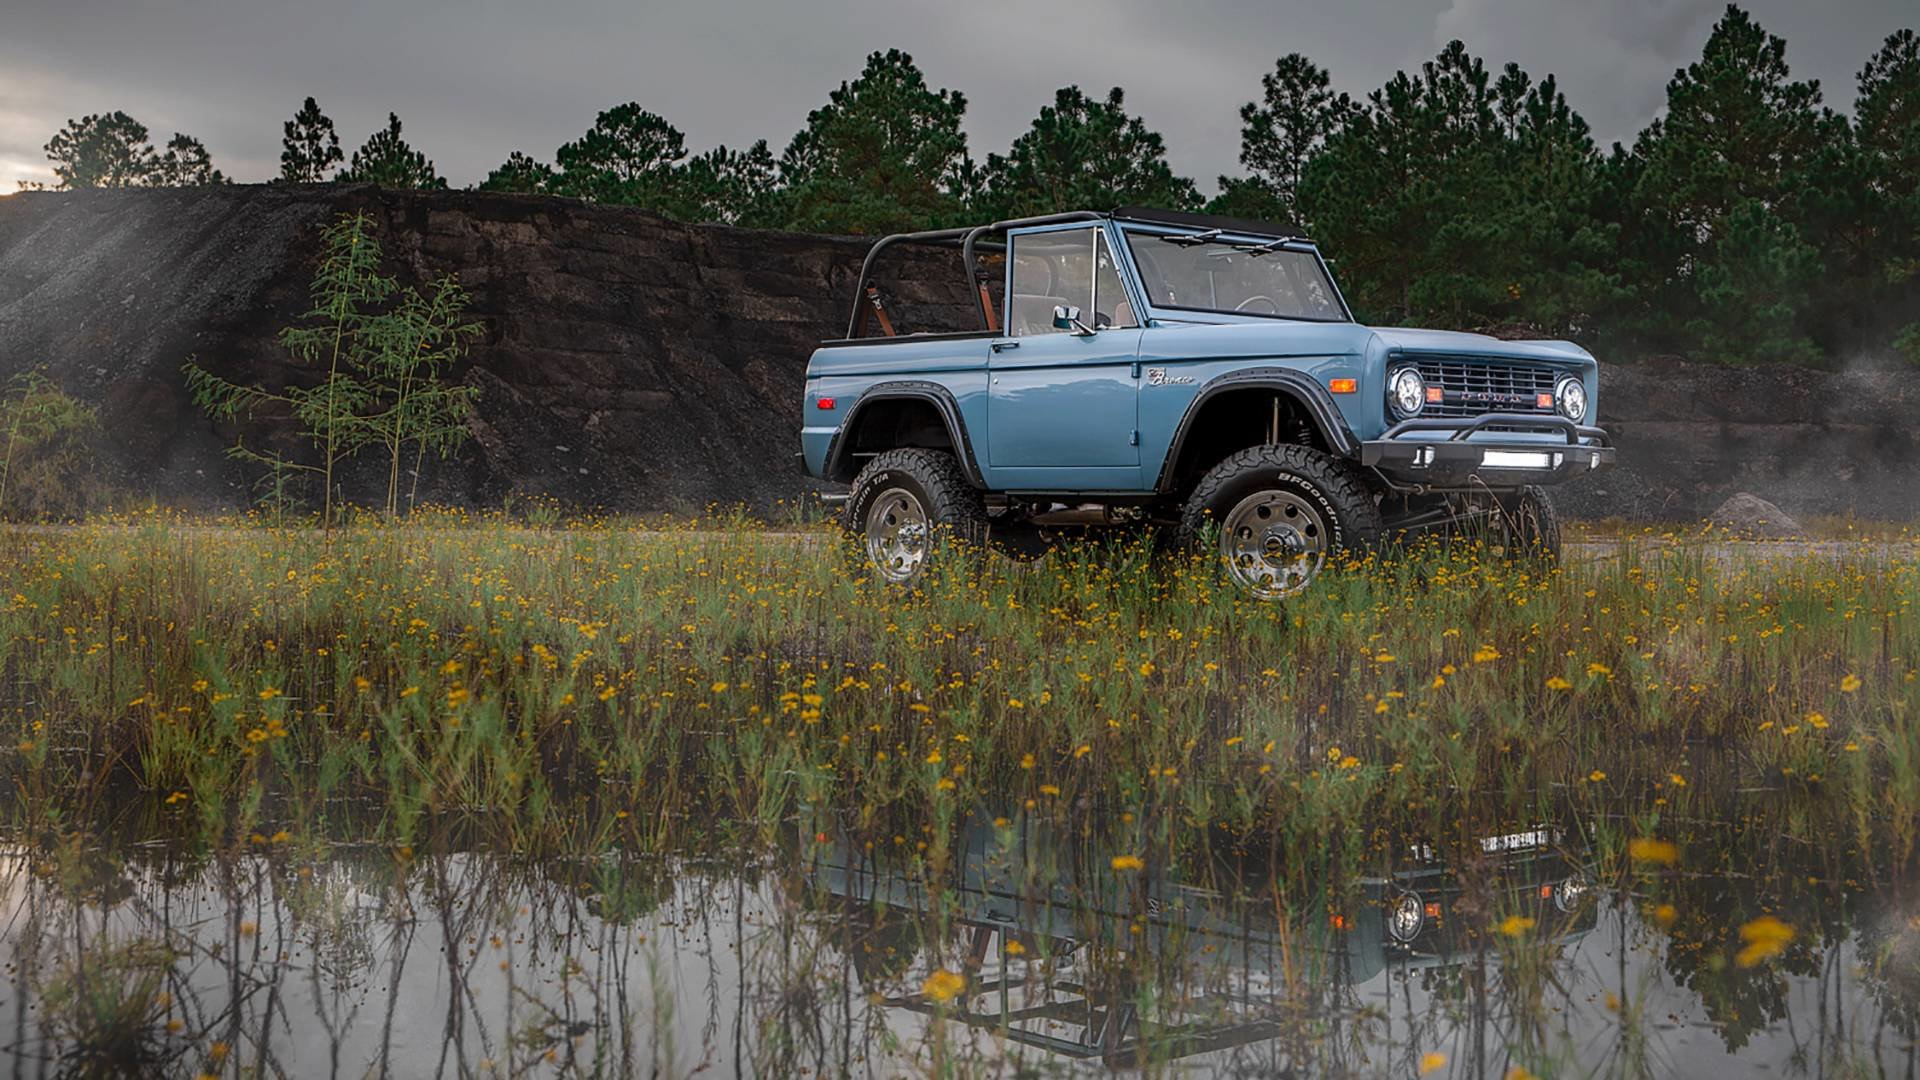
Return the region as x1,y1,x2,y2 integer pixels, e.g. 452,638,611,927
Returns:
801,207,1613,598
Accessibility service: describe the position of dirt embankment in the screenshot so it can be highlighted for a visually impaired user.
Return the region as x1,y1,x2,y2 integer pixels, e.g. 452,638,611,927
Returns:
0,185,1914,519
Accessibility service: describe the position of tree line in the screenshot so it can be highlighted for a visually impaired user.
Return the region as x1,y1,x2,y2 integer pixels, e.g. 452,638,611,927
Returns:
29,5,1920,366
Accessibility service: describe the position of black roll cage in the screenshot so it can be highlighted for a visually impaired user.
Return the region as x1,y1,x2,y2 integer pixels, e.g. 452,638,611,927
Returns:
841,207,1310,341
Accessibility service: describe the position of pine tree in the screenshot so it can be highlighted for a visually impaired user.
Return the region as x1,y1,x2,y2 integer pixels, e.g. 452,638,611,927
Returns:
152,134,228,186
549,104,687,204
340,113,447,189
978,86,1200,220
43,112,158,188
777,49,970,234
1226,54,1353,221
478,151,554,194
281,97,343,183
1625,4,1829,361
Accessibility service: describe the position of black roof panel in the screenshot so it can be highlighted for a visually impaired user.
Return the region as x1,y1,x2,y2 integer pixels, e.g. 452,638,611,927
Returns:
1112,205,1308,241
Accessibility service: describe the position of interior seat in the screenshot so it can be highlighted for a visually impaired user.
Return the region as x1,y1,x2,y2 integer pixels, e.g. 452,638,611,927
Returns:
1009,294,1072,336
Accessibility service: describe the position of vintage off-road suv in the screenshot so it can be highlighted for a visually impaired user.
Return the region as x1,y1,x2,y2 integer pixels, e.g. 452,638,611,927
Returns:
800,208,1613,598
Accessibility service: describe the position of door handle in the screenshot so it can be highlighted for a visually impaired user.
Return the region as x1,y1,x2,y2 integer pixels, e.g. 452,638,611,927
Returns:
990,341,1020,353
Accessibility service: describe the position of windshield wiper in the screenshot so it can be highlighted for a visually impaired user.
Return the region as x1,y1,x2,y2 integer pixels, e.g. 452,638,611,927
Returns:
1231,236,1309,257
1158,229,1222,248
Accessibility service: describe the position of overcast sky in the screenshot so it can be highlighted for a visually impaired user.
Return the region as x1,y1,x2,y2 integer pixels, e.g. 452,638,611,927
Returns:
1,0,1911,194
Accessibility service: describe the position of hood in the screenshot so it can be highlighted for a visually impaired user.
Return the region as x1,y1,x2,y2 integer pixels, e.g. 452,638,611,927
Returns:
1366,326,1595,367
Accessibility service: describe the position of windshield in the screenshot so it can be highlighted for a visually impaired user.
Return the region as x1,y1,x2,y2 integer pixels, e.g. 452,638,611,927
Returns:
1123,229,1347,322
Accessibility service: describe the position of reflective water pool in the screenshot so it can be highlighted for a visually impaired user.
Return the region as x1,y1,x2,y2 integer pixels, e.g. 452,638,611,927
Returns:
4,796,1914,1077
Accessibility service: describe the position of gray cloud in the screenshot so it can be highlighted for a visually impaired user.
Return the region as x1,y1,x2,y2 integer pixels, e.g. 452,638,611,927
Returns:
0,0,1910,193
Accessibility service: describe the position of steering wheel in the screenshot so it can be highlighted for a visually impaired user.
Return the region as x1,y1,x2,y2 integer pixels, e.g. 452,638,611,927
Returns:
1235,295,1280,313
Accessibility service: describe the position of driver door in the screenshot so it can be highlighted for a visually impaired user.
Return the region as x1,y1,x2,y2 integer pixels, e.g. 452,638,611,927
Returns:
986,226,1143,491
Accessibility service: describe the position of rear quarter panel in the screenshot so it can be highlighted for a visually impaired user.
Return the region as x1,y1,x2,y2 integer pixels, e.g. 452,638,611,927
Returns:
801,337,992,480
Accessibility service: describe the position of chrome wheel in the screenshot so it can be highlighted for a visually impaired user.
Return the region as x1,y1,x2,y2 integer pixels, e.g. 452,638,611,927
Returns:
1218,489,1328,600
864,487,931,584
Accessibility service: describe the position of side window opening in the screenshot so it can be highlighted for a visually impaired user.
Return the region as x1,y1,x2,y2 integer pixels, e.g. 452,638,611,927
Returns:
1007,227,1137,335
1008,229,1092,336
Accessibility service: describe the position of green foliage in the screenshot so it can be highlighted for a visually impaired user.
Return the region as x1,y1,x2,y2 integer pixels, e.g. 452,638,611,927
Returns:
182,212,480,522
0,369,99,520
1299,42,1620,333
550,103,688,204
280,96,343,183
489,110,778,226
340,113,446,190
669,141,782,226
42,112,226,189
151,134,227,186
776,49,971,234
1227,54,1352,222
1896,323,1920,367
43,112,156,188
1620,5,1831,357
478,151,555,194
979,86,1200,220
1854,30,1920,358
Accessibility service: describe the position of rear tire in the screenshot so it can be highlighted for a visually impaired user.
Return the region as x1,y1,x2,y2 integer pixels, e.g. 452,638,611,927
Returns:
1178,444,1383,600
842,449,987,587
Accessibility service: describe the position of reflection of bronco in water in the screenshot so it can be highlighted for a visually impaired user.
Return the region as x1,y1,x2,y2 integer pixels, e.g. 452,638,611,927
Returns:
804,813,1596,1066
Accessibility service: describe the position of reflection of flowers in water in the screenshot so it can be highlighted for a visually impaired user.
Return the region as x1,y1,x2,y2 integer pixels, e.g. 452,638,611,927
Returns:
1735,915,1795,968
921,969,965,1003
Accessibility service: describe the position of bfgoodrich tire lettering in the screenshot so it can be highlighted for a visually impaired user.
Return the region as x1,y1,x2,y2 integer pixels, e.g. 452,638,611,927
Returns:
842,449,987,586
1179,443,1383,599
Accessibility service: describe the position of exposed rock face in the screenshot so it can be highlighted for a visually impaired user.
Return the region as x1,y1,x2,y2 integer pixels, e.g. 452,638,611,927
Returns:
0,184,979,513
1705,493,1806,539
1,185,1916,519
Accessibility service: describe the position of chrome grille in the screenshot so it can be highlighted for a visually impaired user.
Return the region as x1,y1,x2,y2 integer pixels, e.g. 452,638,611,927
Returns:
1409,356,1559,418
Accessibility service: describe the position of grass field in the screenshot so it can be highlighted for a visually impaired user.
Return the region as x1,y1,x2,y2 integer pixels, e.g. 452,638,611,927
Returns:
2,513,1917,1075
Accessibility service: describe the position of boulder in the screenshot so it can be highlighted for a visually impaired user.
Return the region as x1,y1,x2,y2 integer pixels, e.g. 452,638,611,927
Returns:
1707,493,1805,539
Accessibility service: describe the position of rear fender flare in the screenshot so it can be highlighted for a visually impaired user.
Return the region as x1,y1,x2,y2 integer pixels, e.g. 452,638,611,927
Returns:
825,381,985,488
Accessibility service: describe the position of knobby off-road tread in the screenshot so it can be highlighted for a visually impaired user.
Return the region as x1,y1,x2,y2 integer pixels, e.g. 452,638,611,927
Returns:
1508,484,1562,561
1177,443,1385,554
842,449,989,580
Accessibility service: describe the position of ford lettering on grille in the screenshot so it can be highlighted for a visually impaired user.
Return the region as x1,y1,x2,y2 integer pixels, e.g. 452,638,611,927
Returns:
1412,357,1558,418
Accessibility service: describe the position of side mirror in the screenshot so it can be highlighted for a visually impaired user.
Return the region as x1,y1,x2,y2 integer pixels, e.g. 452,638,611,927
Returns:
1052,304,1095,336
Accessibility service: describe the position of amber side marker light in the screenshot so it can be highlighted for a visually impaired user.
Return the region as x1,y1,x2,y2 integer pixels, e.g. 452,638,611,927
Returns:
1328,378,1358,394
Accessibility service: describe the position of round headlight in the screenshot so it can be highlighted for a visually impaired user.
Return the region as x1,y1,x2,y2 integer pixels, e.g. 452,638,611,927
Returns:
1389,367,1426,419
1552,872,1590,914
1554,376,1588,423
1388,892,1425,943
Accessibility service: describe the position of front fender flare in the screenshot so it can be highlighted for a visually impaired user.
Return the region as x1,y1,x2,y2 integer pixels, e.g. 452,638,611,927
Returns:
1152,367,1361,494
824,380,986,488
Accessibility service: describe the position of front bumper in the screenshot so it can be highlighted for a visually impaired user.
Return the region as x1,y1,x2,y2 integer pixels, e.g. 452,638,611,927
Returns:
1359,413,1613,489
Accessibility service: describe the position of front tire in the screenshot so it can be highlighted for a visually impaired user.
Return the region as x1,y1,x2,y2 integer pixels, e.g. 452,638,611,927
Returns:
842,449,987,587
1484,485,1561,562
1179,444,1383,600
